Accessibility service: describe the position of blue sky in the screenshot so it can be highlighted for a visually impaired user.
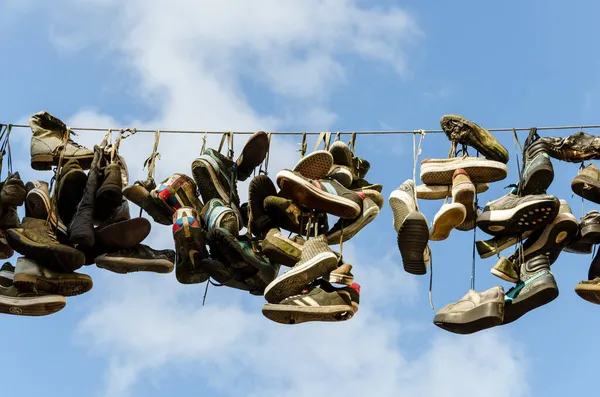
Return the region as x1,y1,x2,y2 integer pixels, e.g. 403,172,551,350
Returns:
1,1,599,396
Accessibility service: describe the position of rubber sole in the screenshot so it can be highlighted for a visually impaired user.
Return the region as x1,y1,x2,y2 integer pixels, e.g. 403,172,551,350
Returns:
521,164,554,195
574,283,600,305
572,175,600,204
277,171,361,219
262,303,354,325
456,204,477,231
416,183,489,200
264,251,338,303
477,199,559,236
327,166,353,188
397,212,429,275
420,160,508,185
31,154,94,172
434,301,504,335
503,282,558,324
123,184,149,208
429,205,466,241
96,255,174,274
580,224,600,245
520,213,578,264
13,272,93,297
192,158,228,204
0,294,66,316
293,151,333,180
236,131,269,181
491,267,518,283
96,218,151,250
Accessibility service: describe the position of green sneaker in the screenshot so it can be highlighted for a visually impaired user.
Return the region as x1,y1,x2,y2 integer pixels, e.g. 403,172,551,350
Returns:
491,257,519,283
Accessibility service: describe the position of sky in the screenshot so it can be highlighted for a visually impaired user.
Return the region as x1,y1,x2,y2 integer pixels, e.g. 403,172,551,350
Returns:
1,1,599,396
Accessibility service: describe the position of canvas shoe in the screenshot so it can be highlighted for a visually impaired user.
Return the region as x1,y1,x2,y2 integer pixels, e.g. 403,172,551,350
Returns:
264,235,338,303
433,286,505,334
451,169,477,231
416,183,489,200
201,198,241,237
262,280,359,324
476,231,532,259
276,170,363,219
263,196,329,236
325,198,379,245
247,175,277,236
389,179,418,232
95,244,175,274
151,173,204,219
24,180,68,235
491,257,519,283
420,157,508,185
236,131,270,181
293,150,334,180
476,190,559,236
429,203,466,241
0,263,66,316
1,172,26,207
326,263,354,286
440,114,509,163
172,207,209,284
13,256,92,297
354,189,384,209
503,255,558,324
192,148,240,206
261,228,304,267
29,111,94,171
520,133,554,195
574,277,600,305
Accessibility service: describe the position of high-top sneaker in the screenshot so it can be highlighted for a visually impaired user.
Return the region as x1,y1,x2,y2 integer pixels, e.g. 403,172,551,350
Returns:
292,150,334,180
325,198,379,245
326,141,354,187
0,262,66,316
389,180,429,275
172,207,209,284
151,173,204,220
200,198,240,237
7,218,85,272
434,286,505,334
503,255,558,324
572,163,600,204
247,175,277,237
1,172,26,207
261,228,304,267
236,131,270,182
416,183,489,200
420,157,508,185
264,235,338,303
56,159,88,226
95,244,175,274
29,111,94,171
95,200,152,251
191,148,240,206
276,170,363,219
262,280,359,325
440,114,509,163
520,133,554,195
451,168,477,231
24,180,68,236
263,196,328,236
13,256,92,297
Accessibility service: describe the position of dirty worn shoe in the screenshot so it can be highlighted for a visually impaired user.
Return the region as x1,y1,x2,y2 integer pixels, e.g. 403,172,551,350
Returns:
578,210,600,244
476,231,533,259
56,159,88,225
440,114,509,163
520,133,554,195
326,263,354,286
491,257,519,283
574,277,600,305
420,157,508,185
503,255,558,324
264,235,338,303
263,196,328,236
95,215,152,252
0,205,20,229
276,170,363,219
476,190,559,236
416,183,489,200
262,280,359,324
261,229,304,267
151,173,203,220
0,263,66,316
247,175,277,236
540,131,600,163
389,180,417,232
29,111,94,171
7,218,85,272
191,148,240,206
326,141,354,187
451,169,476,231
326,198,379,245
236,131,270,181
350,178,382,193
572,163,600,204
95,162,124,220
13,256,92,297
201,198,240,237
430,203,466,241
293,150,334,180
172,207,209,284
95,244,175,274
1,172,26,206
0,230,14,260
25,180,51,220
124,178,173,225
434,286,505,334
123,178,156,208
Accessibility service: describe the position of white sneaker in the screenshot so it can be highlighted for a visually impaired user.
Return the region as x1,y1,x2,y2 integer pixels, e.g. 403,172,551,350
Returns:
389,179,417,232
430,203,467,241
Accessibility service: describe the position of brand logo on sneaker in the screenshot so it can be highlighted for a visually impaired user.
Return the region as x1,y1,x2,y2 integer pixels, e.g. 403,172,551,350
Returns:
9,306,22,314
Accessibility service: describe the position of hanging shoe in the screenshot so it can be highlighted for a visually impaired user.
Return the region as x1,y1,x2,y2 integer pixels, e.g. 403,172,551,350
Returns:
574,277,600,305
247,175,277,236
24,180,68,236
0,263,66,316
503,255,558,324
191,148,240,206
201,198,240,237
292,150,334,180
389,179,418,232
276,170,363,219
95,200,152,251
429,203,466,241
325,198,379,244
236,131,270,181
264,235,338,303
261,228,304,267
577,210,600,244
476,231,533,259
123,178,156,208
520,134,554,195
55,159,88,225
7,218,85,272
95,244,175,274
539,131,600,163
263,196,328,235
95,161,124,221
13,256,92,297
433,286,505,334
451,169,477,231
349,178,382,193
262,280,359,324
420,157,508,185
357,189,384,209
491,257,519,283
172,207,209,284
572,164,600,204
440,114,509,163
352,156,370,180
476,189,559,236
326,263,354,286
416,183,489,200
1,172,25,207
151,173,203,220
326,141,354,187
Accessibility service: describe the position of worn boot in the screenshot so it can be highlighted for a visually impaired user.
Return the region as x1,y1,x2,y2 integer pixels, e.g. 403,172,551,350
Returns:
13,256,92,297
0,205,20,229
55,159,88,226
95,161,124,221
1,172,26,207
247,175,277,237
236,131,270,181
24,180,68,237
29,111,94,171
95,244,175,274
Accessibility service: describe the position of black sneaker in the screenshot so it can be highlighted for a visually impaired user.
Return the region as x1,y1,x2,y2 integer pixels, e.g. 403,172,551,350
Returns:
520,129,554,195
247,175,277,237
191,148,239,206
95,244,175,274
236,131,270,182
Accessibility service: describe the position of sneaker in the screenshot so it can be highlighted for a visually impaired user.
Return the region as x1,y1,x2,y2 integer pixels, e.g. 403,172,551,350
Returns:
520,135,554,195
292,150,334,180
350,178,382,193
429,203,466,241
262,280,359,324
352,156,370,180
440,114,509,163
491,257,519,283
24,180,68,235
326,263,354,286
247,175,277,236
191,148,239,206
327,141,354,187
29,111,94,171
0,205,20,229
276,170,363,219
325,198,379,245
420,157,508,185
123,178,173,225
451,169,476,231
574,277,600,305
476,191,559,236
13,256,92,297
576,210,600,245
564,234,593,255
0,263,66,316
263,196,328,236
1,172,26,207
416,183,489,200
151,173,203,219
261,228,304,267
172,207,209,284
389,179,417,232
503,255,558,324
476,231,533,259
95,244,175,274
540,130,600,163
356,189,384,209
572,164,600,204
236,131,269,181
7,218,85,273
264,235,338,303
201,198,240,237
433,286,505,334
55,159,88,225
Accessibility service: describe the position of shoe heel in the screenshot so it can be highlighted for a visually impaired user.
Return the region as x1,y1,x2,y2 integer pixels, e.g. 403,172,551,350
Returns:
12,273,38,292
397,212,429,275
31,154,54,171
